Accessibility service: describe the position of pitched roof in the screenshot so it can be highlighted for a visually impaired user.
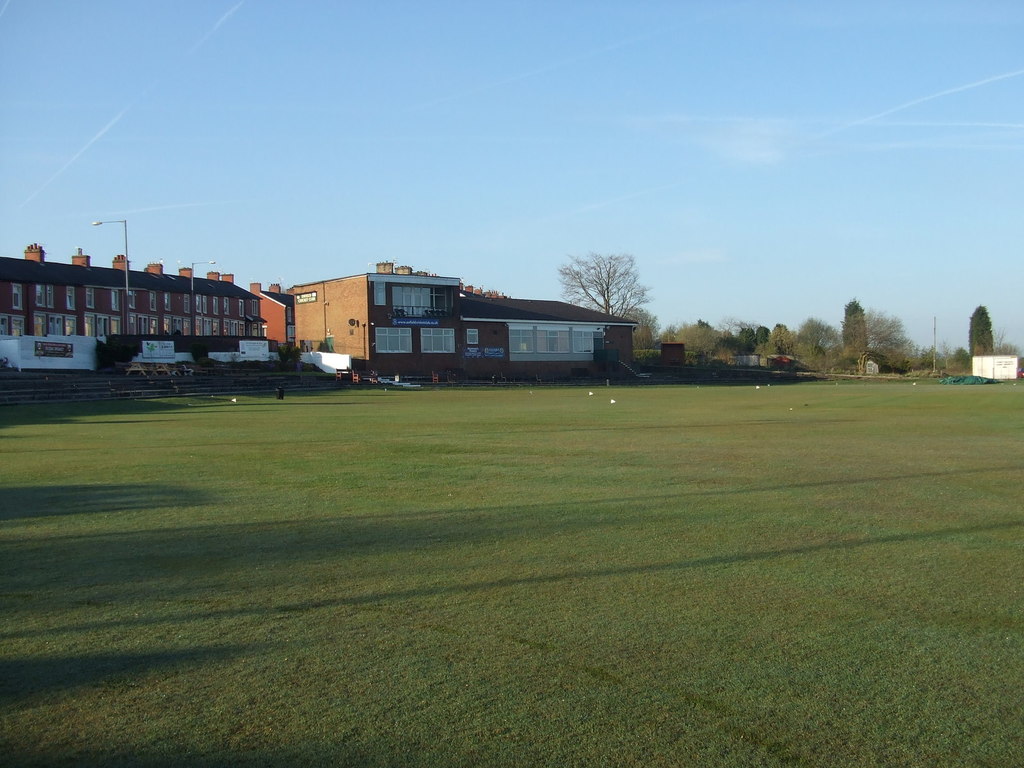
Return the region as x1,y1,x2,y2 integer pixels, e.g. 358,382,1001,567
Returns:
0,256,257,299
459,294,635,325
260,289,294,306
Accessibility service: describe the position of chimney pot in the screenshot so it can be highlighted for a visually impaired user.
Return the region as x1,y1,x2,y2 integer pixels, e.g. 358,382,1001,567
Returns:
24,243,45,262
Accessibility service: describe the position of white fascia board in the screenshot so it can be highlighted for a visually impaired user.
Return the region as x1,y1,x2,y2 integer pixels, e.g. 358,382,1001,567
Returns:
462,318,628,329
367,273,461,287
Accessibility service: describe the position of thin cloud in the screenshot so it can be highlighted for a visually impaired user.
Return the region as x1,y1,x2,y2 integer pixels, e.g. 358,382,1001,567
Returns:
660,249,728,265
0,0,12,22
535,181,684,225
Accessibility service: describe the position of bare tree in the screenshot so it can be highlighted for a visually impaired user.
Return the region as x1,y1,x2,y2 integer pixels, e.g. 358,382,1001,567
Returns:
558,253,650,317
993,329,1021,356
627,307,660,350
865,310,911,361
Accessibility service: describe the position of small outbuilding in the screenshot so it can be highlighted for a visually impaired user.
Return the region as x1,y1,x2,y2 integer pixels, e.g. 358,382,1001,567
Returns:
972,355,1020,380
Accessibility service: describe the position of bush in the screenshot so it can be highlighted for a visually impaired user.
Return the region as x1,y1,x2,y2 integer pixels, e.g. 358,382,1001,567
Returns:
95,339,138,369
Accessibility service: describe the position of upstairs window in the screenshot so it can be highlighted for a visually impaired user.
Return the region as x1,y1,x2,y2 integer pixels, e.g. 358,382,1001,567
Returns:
35,285,54,307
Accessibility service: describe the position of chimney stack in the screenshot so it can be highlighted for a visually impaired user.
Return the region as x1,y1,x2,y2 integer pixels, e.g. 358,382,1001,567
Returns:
206,270,220,281
145,262,164,275
269,283,282,293
250,282,262,295
72,248,91,267
179,267,193,279
24,243,45,262
376,261,394,274
112,254,128,271
220,273,234,284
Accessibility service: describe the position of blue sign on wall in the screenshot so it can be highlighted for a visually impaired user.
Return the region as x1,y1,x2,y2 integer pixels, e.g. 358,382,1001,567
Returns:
393,317,440,327
464,346,505,359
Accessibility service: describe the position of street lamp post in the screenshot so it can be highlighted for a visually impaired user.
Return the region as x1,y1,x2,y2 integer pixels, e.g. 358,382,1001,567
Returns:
190,261,215,336
91,220,129,333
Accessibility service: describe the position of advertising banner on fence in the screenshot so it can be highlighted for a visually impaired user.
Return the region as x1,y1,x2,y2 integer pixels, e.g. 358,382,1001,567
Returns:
140,340,176,361
239,340,270,360
34,341,73,358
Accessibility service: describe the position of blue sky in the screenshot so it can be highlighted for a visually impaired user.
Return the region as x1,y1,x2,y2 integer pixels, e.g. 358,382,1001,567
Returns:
2,0,1022,349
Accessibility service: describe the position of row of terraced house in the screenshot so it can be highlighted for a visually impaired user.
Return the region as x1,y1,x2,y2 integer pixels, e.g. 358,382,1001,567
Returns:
0,245,637,379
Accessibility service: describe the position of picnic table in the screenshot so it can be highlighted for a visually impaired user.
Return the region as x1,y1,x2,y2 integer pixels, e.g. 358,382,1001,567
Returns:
123,362,191,376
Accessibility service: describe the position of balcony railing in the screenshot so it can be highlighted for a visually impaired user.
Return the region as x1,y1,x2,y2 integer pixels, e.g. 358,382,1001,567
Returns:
391,306,451,318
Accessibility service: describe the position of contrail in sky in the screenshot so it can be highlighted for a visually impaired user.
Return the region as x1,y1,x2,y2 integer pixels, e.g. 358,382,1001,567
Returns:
0,0,13,22
817,66,1024,138
21,107,131,206
19,2,245,207
96,200,244,216
409,29,672,113
545,65,1024,221
189,1,245,55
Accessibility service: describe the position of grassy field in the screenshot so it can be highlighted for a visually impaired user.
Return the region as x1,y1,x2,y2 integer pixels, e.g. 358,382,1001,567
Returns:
1,381,1022,767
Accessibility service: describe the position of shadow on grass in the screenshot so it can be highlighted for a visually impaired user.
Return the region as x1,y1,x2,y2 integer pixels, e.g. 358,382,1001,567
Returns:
0,396,208,430
280,518,1024,609
0,484,212,521
4,743,399,768
4,517,1020,641
0,644,253,703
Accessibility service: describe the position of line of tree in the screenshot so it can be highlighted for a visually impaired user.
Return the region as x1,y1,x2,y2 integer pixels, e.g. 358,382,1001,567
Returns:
558,253,1019,373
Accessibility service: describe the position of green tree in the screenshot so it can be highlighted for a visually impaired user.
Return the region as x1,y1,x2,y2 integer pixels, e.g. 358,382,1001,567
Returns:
795,317,840,370
949,347,972,373
768,323,795,355
737,327,758,354
969,306,994,355
842,299,867,360
676,320,721,362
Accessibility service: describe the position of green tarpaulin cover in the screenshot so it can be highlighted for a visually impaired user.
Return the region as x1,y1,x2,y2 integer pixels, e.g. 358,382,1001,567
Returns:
939,375,998,385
